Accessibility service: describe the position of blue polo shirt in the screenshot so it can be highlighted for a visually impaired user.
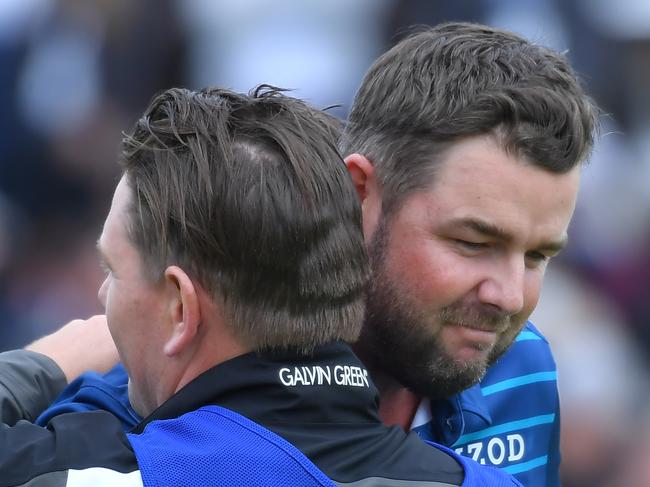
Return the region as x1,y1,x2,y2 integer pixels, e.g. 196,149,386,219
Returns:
412,322,561,487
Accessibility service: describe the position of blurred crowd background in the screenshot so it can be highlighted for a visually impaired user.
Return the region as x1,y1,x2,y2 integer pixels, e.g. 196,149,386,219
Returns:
0,0,648,485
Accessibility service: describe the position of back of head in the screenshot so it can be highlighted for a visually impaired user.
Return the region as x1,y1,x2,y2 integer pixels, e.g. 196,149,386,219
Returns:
119,86,368,353
342,22,599,214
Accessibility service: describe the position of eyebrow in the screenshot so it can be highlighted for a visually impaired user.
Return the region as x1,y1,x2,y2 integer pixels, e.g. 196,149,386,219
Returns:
446,217,569,254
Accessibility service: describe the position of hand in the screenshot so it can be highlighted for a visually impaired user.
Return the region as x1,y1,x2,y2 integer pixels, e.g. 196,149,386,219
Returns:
26,315,119,383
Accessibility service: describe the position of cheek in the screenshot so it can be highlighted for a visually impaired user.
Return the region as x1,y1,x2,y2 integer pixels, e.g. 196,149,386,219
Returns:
104,292,124,348
98,276,109,308
103,280,124,324
103,280,138,350
385,240,475,305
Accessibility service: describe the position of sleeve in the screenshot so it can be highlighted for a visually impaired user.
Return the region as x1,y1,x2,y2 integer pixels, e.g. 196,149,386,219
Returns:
0,410,140,487
35,364,140,431
0,350,68,425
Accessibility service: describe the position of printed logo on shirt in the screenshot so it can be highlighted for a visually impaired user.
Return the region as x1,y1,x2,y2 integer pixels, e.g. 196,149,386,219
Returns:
279,365,370,388
454,434,525,466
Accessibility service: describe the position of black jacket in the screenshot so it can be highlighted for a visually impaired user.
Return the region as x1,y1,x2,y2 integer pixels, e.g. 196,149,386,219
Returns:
0,343,467,486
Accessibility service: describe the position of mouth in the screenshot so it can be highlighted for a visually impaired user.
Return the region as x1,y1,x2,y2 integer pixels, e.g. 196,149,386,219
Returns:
442,323,498,357
456,325,496,346
450,322,498,333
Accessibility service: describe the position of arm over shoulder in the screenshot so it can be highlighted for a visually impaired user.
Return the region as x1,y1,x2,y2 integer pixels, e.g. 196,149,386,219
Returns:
0,349,67,424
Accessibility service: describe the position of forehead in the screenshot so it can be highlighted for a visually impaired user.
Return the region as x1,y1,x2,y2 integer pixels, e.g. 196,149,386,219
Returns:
98,177,136,261
403,135,581,241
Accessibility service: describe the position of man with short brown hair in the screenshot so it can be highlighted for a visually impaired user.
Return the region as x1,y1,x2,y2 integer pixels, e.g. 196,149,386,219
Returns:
341,22,597,486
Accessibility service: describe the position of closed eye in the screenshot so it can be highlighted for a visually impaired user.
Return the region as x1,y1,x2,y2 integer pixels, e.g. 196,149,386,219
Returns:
455,240,489,250
525,251,550,266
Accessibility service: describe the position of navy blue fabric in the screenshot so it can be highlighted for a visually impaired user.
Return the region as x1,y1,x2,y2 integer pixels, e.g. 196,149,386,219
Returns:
35,364,138,430
413,322,561,487
128,405,338,487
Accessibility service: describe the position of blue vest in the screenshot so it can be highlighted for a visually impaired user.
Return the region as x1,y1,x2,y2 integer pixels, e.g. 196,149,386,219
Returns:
128,405,337,487
128,404,522,487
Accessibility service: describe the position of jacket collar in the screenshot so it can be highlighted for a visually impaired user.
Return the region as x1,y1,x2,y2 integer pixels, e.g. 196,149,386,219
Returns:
132,341,380,434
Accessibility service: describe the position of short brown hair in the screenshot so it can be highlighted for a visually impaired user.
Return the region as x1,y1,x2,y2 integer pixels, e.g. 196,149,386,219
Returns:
119,86,368,353
341,22,599,214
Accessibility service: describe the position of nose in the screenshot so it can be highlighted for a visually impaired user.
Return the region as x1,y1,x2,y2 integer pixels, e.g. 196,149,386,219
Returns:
477,257,525,315
98,276,108,308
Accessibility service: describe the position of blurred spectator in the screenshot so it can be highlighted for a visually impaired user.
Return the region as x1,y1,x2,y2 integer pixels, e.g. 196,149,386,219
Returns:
0,0,188,345
177,0,393,115
531,266,650,486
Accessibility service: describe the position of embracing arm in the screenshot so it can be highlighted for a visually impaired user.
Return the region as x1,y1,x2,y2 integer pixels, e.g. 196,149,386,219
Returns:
0,410,140,487
25,315,119,384
0,315,119,424
0,350,66,425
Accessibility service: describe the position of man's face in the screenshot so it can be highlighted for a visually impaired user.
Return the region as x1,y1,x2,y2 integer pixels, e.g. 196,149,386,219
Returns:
97,176,168,416
361,135,580,399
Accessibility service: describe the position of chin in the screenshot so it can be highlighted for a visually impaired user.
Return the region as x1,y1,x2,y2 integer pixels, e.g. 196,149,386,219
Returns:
449,346,493,367
399,349,490,400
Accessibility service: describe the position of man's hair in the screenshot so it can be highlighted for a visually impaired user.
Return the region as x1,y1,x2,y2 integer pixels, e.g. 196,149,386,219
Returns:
119,85,368,353
341,22,599,214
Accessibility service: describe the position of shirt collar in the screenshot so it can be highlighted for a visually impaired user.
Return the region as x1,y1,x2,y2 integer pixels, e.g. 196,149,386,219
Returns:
412,384,493,446
456,383,492,424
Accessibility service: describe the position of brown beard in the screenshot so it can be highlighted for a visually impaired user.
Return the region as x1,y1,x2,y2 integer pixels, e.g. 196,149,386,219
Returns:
359,215,523,400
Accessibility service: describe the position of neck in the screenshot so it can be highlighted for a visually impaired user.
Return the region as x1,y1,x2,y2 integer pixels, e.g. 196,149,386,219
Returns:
354,341,419,430
168,316,250,400
372,371,421,431
175,337,249,395
353,339,421,431
354,338,420,431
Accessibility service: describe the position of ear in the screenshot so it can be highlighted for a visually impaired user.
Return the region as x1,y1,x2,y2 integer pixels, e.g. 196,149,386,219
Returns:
345,153,383,241
162,266,201,357
344,153,377,203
